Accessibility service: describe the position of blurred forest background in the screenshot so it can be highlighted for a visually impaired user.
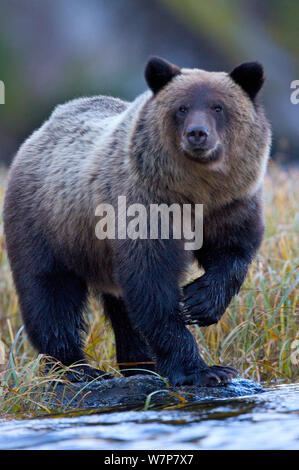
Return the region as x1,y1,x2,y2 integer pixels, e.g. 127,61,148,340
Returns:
0,0,298,166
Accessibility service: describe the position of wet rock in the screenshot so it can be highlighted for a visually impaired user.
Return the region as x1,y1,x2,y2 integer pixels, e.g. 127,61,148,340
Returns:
50,375,265,411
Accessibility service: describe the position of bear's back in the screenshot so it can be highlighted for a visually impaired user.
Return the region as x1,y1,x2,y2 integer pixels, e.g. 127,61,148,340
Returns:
51,95,128,122
5,94,130,238
9,94,129,178
46,95,129,142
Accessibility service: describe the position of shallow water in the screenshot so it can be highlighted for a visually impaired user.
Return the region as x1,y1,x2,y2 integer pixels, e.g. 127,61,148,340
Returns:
0,383,298,450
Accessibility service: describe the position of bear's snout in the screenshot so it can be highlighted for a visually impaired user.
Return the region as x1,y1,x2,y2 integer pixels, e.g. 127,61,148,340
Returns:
186,125,209,149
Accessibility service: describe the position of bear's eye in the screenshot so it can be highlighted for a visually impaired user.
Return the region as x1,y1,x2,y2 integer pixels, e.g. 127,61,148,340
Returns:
178,105,188,114
212,104,223,112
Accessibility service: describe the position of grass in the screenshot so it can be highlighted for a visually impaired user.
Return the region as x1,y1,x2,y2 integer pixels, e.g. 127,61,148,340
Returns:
0,161,298,418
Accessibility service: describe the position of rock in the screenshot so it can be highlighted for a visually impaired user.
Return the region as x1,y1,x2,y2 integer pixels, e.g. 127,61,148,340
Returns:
49,375,265,411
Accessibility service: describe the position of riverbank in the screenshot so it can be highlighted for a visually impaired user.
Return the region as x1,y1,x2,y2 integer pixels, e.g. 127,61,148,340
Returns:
0,163,298,418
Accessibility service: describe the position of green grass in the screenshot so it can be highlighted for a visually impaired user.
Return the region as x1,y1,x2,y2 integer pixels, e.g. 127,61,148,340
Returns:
0,162,298,418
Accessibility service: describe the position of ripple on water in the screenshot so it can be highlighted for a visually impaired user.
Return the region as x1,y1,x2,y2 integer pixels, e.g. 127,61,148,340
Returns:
0,383,298,450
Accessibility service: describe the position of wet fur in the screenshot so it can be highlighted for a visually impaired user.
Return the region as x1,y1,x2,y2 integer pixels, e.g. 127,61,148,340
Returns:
3,60,271,385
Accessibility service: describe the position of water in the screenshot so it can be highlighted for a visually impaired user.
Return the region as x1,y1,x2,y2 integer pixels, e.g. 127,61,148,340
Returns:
0,383,298,450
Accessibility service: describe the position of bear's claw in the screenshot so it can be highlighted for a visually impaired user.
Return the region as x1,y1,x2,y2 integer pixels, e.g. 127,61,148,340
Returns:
181,276,227,326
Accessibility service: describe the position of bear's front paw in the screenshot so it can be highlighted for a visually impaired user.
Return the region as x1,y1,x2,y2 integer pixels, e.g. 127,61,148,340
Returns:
182,276,227,326
169,365,238,387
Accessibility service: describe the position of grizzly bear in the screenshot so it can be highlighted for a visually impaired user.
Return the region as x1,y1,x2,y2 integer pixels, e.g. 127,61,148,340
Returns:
3,57,271,386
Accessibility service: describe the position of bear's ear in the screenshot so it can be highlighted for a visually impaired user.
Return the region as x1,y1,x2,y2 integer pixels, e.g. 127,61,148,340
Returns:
230,62,264,101
145,57,181,94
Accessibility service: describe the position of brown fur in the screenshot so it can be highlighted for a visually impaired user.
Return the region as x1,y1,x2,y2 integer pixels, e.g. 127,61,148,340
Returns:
4,70,270,293
3,58,271,384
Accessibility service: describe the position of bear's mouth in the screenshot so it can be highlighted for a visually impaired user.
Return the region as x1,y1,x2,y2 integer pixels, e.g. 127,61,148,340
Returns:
183,143,223,164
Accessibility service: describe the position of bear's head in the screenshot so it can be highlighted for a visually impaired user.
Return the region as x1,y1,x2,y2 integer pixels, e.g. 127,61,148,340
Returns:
144,57,270,176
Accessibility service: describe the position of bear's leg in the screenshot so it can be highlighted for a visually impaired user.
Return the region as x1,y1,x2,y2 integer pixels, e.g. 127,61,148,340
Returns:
182,200,264,327
115,238,238,386
102,293,155,376
7,232,112,382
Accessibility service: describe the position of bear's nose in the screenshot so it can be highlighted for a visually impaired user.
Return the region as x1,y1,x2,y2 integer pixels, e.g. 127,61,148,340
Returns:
186,126,209,147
